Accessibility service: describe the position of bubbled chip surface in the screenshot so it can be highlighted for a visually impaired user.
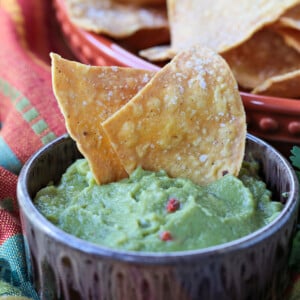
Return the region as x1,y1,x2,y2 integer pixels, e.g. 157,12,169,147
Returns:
102,45,246,185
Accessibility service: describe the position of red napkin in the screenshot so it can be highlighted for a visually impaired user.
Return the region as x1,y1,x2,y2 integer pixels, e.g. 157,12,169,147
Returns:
0,0,73,297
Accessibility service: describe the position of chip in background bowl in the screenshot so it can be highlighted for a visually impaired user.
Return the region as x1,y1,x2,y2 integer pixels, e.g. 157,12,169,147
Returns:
65,0,168,39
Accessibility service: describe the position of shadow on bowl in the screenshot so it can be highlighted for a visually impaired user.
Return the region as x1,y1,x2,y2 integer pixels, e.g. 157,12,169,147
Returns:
17,134,299,300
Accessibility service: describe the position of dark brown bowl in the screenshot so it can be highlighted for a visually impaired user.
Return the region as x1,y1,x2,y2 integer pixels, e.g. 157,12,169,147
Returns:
17,134,299,300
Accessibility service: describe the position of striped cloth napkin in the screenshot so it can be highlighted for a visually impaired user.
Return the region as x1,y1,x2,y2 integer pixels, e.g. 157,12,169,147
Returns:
0,0,300,299
0,0,72,298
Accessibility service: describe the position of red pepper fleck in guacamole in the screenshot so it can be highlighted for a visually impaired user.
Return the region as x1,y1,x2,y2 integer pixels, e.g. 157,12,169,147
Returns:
34,159,283,252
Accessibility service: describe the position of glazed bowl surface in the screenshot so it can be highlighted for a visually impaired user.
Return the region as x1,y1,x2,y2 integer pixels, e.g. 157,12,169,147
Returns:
17,133,299,300
53,0,300,157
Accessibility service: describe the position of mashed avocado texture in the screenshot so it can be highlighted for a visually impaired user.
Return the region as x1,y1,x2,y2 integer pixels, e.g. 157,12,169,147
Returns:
34,159,282,252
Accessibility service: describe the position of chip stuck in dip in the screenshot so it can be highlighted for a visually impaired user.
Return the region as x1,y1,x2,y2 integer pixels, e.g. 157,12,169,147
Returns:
52,45,246,186
33,45,283,252
102,46,246,185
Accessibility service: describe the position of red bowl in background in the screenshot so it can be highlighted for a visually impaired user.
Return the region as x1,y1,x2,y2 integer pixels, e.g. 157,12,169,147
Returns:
53,0,300,158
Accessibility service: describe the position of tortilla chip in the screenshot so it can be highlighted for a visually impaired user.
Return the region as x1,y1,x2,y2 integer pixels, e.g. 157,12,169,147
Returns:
271,4,300,52
167,0,300,54
277,3,300,30
252,69,300,98
222,29,300,89
51,53,155,184
66,0,168,38
139,45,175,62
102,45,246,185
273,27,300,53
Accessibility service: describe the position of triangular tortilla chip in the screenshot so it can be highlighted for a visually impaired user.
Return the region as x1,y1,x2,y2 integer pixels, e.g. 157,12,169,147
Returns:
102,45,246,185
51,53,155,184
167,0,300,54
139,45,175,62
277,3,300,30
252,69,300,98
271,4,300,53
273,27,300,53
223,29,300,89
66,0,168,38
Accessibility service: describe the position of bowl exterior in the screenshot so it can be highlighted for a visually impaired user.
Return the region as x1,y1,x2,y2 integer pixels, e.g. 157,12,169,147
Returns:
17,134,299,300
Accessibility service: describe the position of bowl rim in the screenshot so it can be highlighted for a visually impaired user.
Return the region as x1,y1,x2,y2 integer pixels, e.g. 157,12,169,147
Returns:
17,133,299,263
240,92,300,116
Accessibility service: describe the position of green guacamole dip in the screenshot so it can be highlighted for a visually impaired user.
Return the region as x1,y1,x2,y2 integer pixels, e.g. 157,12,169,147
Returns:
34,159,283,252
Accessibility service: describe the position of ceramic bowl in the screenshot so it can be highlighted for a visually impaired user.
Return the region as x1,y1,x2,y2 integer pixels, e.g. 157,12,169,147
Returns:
52,0,300,157
17,133,299,300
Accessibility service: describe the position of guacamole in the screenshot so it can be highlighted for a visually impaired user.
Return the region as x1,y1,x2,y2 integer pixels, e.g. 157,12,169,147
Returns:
34,159,283,252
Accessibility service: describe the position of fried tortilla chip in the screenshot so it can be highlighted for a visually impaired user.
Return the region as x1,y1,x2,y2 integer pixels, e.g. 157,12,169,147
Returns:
223,29,300,89
272,4,300,52
277,3,300,30
102,45,246,185
252,69,300,98
273,27,300,53
66,0,168,38
139,45,175,62
167,0,300,55
51,53,155,184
